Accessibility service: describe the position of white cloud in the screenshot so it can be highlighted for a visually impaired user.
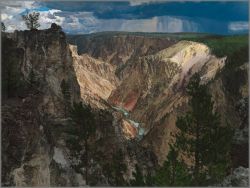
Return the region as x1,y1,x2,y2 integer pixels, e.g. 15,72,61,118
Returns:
0,1,200,34
129,0,160,6
0,0,66,32
0,1,38,31
39,9,64,29
228,21,249,31
1,13,12,21
0,1,35,9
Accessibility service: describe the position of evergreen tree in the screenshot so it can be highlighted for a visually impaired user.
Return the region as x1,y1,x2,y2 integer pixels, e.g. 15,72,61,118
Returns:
103,163,114,185
175,73,232,185
145,172,154,186
22,12,40,30
60,79,71,116
154,143,191,186
102,150,127,186
67,102,96,185
1,22,6,32
113,149,127,186
130,164,145,186
102,149,127,186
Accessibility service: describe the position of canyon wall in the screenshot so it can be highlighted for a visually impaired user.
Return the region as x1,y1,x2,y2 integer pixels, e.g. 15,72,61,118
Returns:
2,27,248,186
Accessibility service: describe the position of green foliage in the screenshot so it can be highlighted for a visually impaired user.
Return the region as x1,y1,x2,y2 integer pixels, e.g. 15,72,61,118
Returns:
183,35,248,58
130,164,145,186
112,149,127,186
145,172,154,186
185,35,248,97
70,102,95,140
174,73,233,185
103,149,127,186
221,45,248,98
1,22,6,32
151,73,233,186
60,79,71,116
65,102,96,185
154,144,191,186
22,12,40,30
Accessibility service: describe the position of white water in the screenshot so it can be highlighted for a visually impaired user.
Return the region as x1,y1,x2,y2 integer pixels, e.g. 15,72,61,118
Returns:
112,106,145,139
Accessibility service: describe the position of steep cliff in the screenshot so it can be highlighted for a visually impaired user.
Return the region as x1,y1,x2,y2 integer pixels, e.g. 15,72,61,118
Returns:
2,28,248,186
69,45,118,108
108,40,227,163
2,25,83,186
67,33,178,79
67,32,248,171
2,26,159,186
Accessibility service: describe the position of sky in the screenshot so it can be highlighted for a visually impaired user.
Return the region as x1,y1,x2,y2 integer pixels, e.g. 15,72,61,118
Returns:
0,0,249,35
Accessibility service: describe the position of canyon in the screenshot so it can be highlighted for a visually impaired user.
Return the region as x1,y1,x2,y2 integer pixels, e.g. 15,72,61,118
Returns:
2,25,248,186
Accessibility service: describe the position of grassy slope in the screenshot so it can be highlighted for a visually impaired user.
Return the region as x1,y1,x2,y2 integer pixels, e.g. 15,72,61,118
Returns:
181,34,248,58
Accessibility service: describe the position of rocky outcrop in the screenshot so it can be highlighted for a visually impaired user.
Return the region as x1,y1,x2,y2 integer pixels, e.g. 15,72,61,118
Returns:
69,45,119,108
67,33,177,79
2,29,248,186
1,25,83,186
219,167,249,187
107,40,227,163
9,26,81,116
2,27,158,186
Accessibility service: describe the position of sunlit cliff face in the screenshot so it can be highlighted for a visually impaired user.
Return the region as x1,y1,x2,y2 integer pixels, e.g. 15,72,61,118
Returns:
69,37,226,147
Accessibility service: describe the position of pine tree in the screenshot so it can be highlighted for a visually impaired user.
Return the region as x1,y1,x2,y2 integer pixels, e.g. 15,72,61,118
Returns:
22,12,40,30
175,73,233,185
145,172,154,186
67,102,96,185
130,164,145,186
1,22,6,32
102,149,127,186
113,149,127,186
154,143,191,186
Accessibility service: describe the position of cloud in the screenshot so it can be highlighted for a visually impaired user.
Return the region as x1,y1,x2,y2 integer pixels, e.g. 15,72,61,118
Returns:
1,13,13,20
0,1,248,34
228,21,249,31
0,1,37,31
157,16,199,33
38,9,65,29
0,1,35,9
129,0,160,6
39,1,248,22
61,15,198,34
0,0,66,32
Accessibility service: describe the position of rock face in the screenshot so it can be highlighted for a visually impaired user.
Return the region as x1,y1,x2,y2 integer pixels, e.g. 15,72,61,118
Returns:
67,33,177,78
69,45,118,108
220,167,249,187
2,25,83,186
2,28,248,186
1,26,158,187
67,32,248,182
107,40,227,163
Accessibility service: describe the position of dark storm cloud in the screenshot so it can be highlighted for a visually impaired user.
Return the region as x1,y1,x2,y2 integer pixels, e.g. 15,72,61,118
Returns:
40,1,248,22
